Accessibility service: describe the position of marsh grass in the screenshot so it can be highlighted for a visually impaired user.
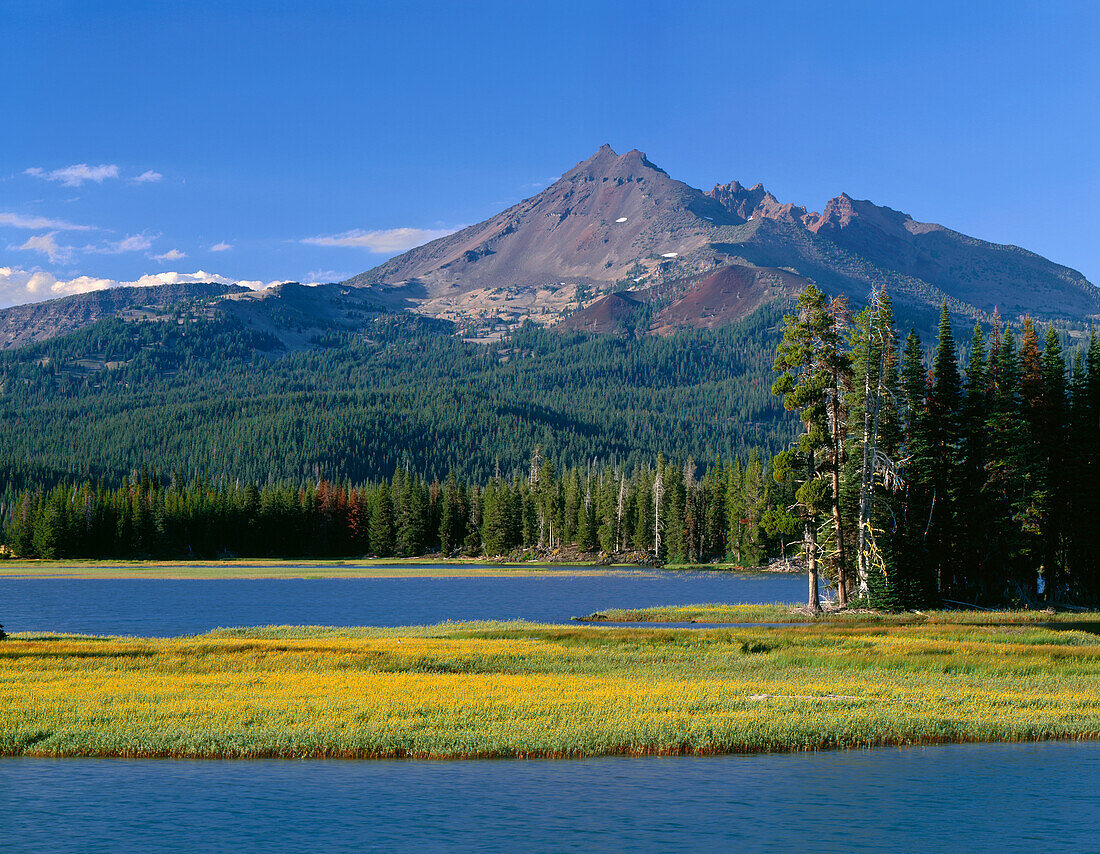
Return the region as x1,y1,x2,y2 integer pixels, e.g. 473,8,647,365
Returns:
1,616,1098,759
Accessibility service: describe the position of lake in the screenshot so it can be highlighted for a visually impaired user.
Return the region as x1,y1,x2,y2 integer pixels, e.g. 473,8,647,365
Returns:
0,568,805,636
2,743,1097,852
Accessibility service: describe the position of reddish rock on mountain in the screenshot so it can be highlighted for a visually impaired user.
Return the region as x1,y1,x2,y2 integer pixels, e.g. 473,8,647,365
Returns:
346,144,1099,329
706,181,809,226
348,145,733,296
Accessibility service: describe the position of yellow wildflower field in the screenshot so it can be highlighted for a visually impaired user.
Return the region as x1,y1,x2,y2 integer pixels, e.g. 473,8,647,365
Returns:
2,620,1097,758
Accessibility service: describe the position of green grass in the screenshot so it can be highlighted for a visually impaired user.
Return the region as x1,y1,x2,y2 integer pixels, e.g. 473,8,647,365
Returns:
1,615,1097,759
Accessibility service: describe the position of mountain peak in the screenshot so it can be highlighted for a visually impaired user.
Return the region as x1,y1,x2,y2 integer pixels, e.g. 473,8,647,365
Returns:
707,179,808,225
566,145,669,181
807,193,914,238
342,146,1099,329
348,145,730,296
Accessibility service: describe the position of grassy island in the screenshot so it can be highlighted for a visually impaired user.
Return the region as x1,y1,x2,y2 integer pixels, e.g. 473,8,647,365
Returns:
2,613,1098,759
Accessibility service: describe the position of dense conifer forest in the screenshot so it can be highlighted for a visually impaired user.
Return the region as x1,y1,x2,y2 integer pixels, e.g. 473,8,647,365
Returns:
1,453,781,568
769,286,1100,609
2,288,1099,607
0,304,791,490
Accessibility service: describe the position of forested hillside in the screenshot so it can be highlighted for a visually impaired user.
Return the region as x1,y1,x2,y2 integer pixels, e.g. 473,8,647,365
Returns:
5,283,1100,607
0,303,793,496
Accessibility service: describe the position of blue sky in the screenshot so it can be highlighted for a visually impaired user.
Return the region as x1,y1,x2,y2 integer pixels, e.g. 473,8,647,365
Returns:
2,0,1097,306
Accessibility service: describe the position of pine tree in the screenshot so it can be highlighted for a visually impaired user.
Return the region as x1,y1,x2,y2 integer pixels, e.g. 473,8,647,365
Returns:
959,322,991,599
369,482,396,557
463,484,482,555
481,480,513,556
576,473,597,552
894,330,937,607
439,470,463,556
845,288,902,602
397,474,428,557
771,283,843,611
725,457,746,562
985,326,1032,600
1038,324,1068,600
926,303,962,595
740,451,768,566
1069,338,1098,600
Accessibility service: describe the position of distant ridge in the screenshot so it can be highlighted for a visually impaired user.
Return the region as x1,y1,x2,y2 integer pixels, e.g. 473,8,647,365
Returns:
0,282,247,350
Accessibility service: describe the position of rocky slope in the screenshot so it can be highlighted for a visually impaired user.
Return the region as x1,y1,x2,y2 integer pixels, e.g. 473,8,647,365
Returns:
347,145,1100,333
0,283,248,350
347,145,736,297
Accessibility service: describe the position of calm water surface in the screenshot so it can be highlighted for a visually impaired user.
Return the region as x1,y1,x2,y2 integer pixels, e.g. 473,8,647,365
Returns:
1,569,804,636
3,743,1097,853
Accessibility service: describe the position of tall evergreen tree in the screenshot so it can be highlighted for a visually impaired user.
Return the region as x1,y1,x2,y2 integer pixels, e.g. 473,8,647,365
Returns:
439,470,463,555
894,330,937,607
771,283,840,611
959,322,991,599
369,482,396,558
1038,324,1068,600
926,303,962,595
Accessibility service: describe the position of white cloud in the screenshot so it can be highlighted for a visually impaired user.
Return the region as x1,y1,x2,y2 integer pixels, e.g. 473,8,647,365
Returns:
153,248,187,262
0,267,282,308
209,241,233,252
304,269,345,284
0,212,92,231
25,164,120,187
12,231,163,263
0,267,116,304
127,271,233,288
17,232,73,264
132,170,163,183
302,226,458,253
85,233,157,255
114,234,155,253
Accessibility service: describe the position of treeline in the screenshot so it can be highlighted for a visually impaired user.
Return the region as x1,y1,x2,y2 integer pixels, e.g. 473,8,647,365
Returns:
772,284,1100,609
2,453,784,564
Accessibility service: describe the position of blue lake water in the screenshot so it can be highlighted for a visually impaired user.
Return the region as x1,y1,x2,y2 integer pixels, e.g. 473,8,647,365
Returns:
5,570,1091,852
3,743,1098,853
0,569,805,636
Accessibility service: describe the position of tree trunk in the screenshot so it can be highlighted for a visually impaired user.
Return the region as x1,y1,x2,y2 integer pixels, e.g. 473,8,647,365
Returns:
806,520,821,612
653,474,663,557
830,373,848,608
858,342,886,596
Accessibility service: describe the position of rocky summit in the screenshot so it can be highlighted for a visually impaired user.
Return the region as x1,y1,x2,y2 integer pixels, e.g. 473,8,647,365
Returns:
345,145,1099,336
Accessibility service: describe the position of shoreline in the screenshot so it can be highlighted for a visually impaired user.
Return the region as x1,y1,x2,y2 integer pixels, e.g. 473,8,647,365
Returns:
574,604,1100,625
8,731,1097,762
0,558,786,580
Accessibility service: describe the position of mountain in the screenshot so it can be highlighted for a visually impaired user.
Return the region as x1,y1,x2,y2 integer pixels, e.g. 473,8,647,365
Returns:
347,145,1100,334
1,145,1095,487
0,281,431,352
0,282,248,350
1,145,1095,352
347,144,735,292
559,262,805,336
